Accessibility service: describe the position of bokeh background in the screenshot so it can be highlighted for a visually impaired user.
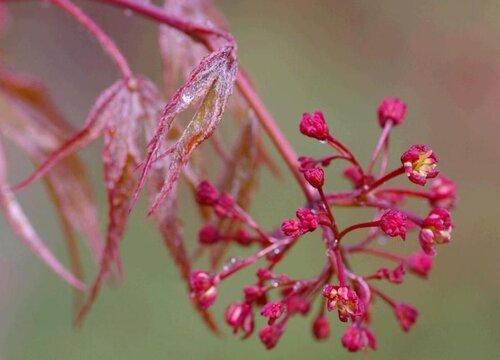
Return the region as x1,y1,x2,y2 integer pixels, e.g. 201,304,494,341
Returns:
1,0,499,359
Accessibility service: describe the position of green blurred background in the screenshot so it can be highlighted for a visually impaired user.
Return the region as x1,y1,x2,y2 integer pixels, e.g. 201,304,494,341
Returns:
1,0,499,359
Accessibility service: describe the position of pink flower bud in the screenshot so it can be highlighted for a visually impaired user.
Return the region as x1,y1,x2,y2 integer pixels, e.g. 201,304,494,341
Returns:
243,285,265,303
312,315,330,340
430,176,457,209
234,228,253,246
225,302,254,337
419,208,453,256
401,144,439,186
296,208,318,232
341,325,377,352
198,224,220,245
281,218,301,237
377,97,407,127
259,324,283,350
406,251,433,278
299,111,330,140
195,180,219,205
189,270,217,310
303,167,325,189
380,210,407,240
213,192,235,218
395,303,418,332
261,301,285,324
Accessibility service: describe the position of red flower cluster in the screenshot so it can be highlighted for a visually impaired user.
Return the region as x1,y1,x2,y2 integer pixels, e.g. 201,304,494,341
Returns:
188,100,455,353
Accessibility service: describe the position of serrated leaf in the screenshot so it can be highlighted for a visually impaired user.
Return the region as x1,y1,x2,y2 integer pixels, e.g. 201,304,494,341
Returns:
77,77,165,323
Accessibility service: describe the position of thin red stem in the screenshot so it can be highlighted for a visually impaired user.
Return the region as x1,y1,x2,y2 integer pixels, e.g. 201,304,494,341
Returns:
364,166,405,193
376,188,431,199
338,220,380,241
349,247,405,263
51,0,132,79
366,121,392,175
371,286,396,307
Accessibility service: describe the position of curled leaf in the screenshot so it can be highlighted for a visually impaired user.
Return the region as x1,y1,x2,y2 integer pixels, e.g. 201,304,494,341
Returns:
132,45,237,215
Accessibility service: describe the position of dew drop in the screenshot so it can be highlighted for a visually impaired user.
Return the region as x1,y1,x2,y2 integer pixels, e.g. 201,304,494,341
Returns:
223,256,242,271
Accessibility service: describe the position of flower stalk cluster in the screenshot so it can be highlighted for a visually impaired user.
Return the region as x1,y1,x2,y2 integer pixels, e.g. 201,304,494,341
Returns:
191,99,456,352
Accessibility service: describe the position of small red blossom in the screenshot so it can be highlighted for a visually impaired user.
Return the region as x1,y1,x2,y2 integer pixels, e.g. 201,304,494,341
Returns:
225,302,254,338
406,251,433,278
401,144,439,185
195,180,219,205
281,218,301,237
259,324,283,350
377,97,407,127
299,111,330,141
296,208,318,232
380,210,407,240
233,228,253,246
261,301,285,324
285,296,310,315
198,224,220,245
322,285,364,322
303,167,325,189
312,315,330,340
243,285,265,303
419,208,453,256
395,303,418,332
341,325,377,352
430,176,457,209
189,271,217,310
375,263,405,284
213,192,235,218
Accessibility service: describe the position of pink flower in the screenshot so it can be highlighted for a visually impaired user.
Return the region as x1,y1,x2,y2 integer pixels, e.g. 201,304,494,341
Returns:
322,285,364,322
198,224,220,245
406,251,433,278
430,176,457,209
380,210,407,240
259,324,283,350
261,301,285,324
189,271,217,310
225,302,254,338
377,97,407,127
401,144,439,185
312,315,330,340
195,180,219,205
394,303,418,332
299,111,330,140
341,325,377,352
303,167,325,189
419,208,453,256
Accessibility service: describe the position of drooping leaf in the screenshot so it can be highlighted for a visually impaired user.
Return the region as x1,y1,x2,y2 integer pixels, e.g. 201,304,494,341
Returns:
0,69,104,266
131,45,237,215
0,139,86,291
77,77,165,323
